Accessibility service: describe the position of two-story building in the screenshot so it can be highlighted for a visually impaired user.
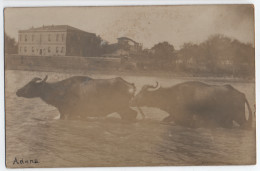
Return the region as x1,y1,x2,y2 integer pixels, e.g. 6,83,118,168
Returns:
18,25,101,57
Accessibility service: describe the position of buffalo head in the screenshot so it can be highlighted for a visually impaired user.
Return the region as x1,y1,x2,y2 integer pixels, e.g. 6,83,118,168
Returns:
16,75,48,98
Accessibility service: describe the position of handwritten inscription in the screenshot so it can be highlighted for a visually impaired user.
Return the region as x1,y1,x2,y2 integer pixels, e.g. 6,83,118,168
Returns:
13,157,39,165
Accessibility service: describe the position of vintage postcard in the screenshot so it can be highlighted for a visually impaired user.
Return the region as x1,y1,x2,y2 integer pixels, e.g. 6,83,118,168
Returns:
4,5,255,168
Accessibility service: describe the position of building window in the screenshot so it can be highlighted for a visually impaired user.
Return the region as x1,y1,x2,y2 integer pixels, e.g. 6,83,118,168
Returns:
48,34,51,42
61,47,64,53
61,34,64,42
25,35,27,42
32,47,34,53
56,47,59,53
32,35,34,41
56,34,59,41
19,35,22,42
48,47,51,53
20,47,22,52
24,47,27,53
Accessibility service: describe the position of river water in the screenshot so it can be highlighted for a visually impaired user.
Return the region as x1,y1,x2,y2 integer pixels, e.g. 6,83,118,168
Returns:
5,70,256,168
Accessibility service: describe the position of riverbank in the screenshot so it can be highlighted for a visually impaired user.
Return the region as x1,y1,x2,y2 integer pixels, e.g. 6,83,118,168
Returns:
5,54,254,83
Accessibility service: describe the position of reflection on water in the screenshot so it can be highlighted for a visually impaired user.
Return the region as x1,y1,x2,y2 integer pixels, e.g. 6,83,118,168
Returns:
5,70,256,167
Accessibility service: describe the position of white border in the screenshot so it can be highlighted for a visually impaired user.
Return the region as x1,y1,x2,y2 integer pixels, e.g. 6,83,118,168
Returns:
0,0,259,171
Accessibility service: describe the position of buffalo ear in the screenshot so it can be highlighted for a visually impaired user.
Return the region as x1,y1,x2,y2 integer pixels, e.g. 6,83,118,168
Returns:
42,75,48,82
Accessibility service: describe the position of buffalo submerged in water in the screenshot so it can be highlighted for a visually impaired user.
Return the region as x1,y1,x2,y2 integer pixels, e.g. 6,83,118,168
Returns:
16,75,139,121
132,81,253,129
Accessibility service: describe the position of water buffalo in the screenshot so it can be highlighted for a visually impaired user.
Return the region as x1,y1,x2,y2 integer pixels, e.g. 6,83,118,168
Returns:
132,81,253,129
16,75,138,121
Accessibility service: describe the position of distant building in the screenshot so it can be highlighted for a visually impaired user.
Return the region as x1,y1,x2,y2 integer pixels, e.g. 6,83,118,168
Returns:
100,37,142,57
117,37,142,55
18,25,101,57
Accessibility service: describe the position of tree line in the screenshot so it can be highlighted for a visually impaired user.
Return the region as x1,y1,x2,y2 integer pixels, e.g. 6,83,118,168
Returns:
133,34,255,78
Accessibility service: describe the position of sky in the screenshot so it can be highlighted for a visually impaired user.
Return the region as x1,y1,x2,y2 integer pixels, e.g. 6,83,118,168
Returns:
4,5,254,49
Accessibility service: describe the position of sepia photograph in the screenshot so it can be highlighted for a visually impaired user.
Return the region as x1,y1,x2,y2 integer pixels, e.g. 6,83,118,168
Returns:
4,5,255,168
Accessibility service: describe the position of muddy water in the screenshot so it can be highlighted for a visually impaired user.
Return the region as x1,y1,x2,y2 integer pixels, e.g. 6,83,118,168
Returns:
5,70,256,167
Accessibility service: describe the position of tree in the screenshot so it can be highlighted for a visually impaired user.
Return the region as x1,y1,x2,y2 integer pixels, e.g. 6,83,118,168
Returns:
150,41,175,69
151,41,175,60
5,33,18,54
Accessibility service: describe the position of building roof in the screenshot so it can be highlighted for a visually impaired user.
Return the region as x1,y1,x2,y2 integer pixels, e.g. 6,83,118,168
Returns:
117,37,138,44
19,25,95,35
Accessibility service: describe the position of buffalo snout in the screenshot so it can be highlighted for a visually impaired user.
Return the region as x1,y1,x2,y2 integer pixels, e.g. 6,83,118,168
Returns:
16,89,23,97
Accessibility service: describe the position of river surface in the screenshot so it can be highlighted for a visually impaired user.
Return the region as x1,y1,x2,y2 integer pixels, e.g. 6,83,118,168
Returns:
5,70,256,168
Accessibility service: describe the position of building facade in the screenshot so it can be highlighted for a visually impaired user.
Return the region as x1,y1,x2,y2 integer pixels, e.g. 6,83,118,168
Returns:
18,25,101,57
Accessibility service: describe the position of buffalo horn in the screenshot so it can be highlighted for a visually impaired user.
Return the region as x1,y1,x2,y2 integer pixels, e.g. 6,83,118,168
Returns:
147,81,159,91
42,75,48,82
32,77,43,83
